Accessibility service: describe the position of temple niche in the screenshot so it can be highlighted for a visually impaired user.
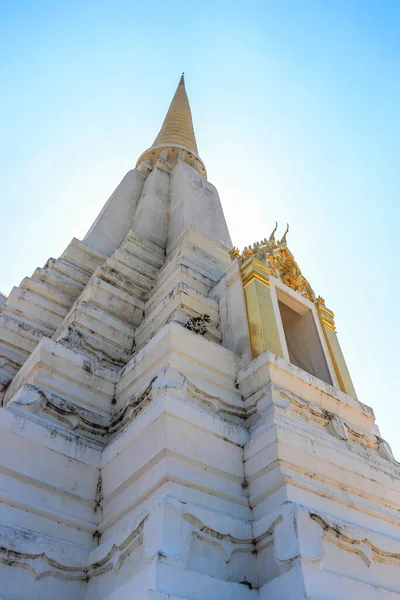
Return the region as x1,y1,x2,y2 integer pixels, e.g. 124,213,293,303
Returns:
0,75,398,600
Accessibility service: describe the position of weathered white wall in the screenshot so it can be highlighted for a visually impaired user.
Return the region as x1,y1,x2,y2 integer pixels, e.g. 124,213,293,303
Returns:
210,259,252,362
131,165,170,249
168,161,232,251
0,155,399,600
84,169,146,255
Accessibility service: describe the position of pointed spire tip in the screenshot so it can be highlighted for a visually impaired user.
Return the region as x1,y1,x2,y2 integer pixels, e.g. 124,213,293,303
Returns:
136,73,207,178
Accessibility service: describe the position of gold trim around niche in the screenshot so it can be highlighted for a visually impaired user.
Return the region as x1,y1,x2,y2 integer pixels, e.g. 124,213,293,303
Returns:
317,310,346,392
240,258,284,359
231,227,357,397
320,317,336,332
241,259,271,288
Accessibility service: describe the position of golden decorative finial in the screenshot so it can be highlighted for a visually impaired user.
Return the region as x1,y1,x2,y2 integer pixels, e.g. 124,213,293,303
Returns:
231,225,318,304
136,74,206,177
229,247,241,261
268,221,278,244
151,73,198,154
279,224,289,246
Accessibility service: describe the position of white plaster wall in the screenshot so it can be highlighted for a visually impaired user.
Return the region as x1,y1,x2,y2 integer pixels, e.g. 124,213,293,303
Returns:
1,147,400,600
131,165,171,249
239,351,400,600
210,259,252,362
84,169,146,256
167,162,232,252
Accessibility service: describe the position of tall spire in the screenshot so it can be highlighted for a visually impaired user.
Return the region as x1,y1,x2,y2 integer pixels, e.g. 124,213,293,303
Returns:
136,74,206,177
152,73,199,154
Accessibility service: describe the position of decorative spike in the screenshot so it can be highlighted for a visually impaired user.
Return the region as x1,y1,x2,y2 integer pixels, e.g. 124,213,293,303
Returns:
279,223,289,246
268,222,278,244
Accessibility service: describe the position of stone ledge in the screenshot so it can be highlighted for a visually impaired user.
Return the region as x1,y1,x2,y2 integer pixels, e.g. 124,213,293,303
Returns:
238,349,375,431
117,321,239,406
4,337,117,412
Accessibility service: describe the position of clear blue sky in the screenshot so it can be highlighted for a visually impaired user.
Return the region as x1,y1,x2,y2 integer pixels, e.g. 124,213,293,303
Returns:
1,1,399,456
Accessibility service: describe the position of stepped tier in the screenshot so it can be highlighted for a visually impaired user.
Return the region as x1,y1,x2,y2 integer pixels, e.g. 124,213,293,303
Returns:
0,76,399,600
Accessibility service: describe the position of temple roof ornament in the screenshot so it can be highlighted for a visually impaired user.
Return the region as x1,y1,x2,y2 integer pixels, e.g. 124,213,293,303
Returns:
230,223,317,304
136,74,207,177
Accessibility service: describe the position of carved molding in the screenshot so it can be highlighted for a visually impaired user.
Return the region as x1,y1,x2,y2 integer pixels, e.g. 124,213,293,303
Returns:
153,367,246,421
0,356,19,393
114,367,245,436
279,386,397,460
9,383,109,437
0,516,147,581
109,380,153,434
254,383,397,464
8,367,245,443
268,248,315,303
60,326,125,367
254,516,283,553
184,513,254,563
311,513,400,568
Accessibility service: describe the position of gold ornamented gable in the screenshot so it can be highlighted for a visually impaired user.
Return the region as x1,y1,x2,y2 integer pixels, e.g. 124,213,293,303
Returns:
268,248,315,302
231,224,357,398
229,223,315,303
